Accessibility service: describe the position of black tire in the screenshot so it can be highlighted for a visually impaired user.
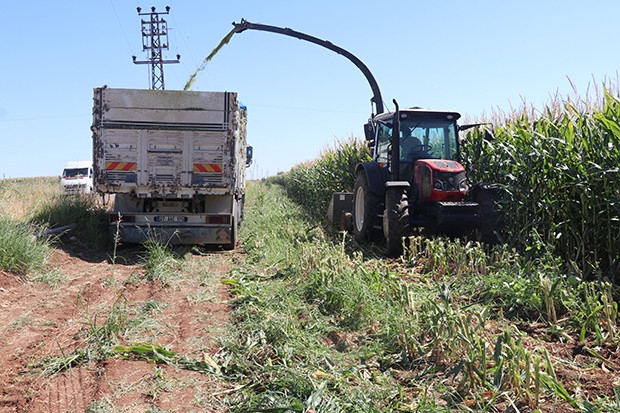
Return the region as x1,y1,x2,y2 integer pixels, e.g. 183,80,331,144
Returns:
238,194,246,227
353,170,382,243
472,183,503,244
384,187,410,257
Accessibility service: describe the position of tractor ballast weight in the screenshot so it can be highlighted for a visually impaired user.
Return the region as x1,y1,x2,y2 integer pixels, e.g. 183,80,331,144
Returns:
232,19,502,256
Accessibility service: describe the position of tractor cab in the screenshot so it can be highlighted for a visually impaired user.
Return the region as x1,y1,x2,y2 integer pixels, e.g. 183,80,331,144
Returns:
372,108,461,168
369,108,466,202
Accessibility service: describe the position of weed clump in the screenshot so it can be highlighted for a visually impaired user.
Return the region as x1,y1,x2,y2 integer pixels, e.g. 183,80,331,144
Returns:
29,193,109,247
0,216,49,275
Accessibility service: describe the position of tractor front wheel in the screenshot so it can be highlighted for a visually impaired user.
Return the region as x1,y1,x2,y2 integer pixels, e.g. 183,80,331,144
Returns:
353,170,381,243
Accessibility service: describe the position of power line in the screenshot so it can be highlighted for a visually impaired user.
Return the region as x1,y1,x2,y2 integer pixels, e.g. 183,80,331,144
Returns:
108,0,135,56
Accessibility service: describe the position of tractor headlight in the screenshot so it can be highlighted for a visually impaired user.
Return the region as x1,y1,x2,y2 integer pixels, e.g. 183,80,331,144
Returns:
459,179,468,192
433,179,444,191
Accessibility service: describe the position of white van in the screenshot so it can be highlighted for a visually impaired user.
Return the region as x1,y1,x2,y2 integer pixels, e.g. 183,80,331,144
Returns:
60,161,93,194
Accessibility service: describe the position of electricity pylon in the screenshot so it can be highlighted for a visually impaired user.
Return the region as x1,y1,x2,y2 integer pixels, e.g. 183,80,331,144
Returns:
132,6,180,90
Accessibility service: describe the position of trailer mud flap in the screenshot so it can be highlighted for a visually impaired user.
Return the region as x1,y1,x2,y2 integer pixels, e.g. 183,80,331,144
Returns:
111,224,231,245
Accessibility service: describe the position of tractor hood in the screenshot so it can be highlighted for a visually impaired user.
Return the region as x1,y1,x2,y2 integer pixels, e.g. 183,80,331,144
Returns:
417,159,464,173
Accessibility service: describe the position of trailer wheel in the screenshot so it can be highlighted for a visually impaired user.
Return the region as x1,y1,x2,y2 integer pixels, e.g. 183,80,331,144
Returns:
384,187,410,257
353,170,381,243
472,183,503,244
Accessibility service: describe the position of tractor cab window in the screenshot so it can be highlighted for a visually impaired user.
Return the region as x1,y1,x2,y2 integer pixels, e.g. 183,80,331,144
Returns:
375,122,392,165
373,115,459,168
400,118,458,162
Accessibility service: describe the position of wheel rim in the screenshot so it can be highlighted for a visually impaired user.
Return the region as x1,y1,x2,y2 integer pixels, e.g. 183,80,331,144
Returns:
383,207,389,239
354,185,365,231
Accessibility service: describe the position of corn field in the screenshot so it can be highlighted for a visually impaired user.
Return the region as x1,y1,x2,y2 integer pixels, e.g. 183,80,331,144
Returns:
462,85,620,279
272,136,371,220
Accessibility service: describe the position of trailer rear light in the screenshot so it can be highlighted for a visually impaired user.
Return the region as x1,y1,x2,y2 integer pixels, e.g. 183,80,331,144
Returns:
110,213,135,223
205,216,230,224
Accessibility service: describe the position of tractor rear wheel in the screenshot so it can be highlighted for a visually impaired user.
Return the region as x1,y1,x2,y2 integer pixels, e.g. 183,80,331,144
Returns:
384,186,410,257
353,170,381,243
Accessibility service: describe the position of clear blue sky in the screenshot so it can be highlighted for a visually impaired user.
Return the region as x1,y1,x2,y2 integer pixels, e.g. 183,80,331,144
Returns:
1,1,619,179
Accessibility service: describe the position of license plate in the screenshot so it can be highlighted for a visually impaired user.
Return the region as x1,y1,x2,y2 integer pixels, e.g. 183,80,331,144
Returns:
154,216,187,223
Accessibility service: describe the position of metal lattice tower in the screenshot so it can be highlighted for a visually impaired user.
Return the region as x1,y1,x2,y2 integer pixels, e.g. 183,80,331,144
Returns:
132,6,180,90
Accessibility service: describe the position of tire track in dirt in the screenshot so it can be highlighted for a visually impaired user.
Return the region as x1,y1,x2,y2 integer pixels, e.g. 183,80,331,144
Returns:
0,242,236,413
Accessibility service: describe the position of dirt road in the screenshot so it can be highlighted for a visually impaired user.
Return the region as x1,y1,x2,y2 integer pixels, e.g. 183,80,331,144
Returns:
0,238,237,412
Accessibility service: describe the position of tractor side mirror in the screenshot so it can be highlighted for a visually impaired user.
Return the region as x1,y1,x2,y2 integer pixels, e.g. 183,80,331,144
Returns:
363,121,375,141
459,122,491,131
458,123,494,141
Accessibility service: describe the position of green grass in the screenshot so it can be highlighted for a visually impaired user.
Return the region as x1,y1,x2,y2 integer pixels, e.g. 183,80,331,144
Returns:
0,216,49,275
140,238,183,285
29,193,109,246
0,177,109,277
223,179,619,411
30,268,68,289
5,173,617,411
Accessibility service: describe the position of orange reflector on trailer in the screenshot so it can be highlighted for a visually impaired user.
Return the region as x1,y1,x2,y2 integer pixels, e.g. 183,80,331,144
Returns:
106,162,137,171
193,163,222,173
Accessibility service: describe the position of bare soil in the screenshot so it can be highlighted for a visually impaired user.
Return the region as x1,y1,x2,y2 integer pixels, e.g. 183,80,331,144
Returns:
0,236,238,413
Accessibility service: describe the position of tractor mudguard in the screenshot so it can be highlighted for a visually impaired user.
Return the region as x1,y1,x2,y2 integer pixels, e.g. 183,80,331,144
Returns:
356,161,386,199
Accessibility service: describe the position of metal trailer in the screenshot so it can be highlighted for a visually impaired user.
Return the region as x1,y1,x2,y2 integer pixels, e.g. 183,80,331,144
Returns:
91,86,251,248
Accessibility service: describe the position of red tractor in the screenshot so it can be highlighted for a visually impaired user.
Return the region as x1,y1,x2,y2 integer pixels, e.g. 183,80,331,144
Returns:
232,19,502,255
353,101,502,256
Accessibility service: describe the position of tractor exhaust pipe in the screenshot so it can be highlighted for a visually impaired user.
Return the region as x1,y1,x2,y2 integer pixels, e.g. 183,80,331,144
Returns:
392,99,401,181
